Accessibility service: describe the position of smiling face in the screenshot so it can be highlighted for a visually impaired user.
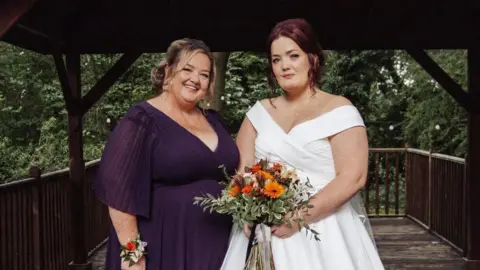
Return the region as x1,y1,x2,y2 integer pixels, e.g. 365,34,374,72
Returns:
270,36,311,93
167,52,212,106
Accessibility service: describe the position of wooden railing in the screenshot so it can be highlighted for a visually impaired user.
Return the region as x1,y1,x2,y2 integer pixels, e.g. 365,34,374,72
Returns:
364,148,406,217
0,148,468,269
0,160,107,270
405,149,467,255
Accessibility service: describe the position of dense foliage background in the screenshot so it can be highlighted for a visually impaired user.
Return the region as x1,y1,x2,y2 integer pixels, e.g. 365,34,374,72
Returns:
0,42,467,183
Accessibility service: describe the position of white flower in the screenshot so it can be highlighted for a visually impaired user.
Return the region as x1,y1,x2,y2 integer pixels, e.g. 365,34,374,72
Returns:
221,96,225,101
389,125,394,130
435,124,440,130
106,118,111,124
133,250,142,261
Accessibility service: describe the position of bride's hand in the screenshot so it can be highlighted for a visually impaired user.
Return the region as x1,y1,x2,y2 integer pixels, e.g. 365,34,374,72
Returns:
243,224,252,238
271,212,302,239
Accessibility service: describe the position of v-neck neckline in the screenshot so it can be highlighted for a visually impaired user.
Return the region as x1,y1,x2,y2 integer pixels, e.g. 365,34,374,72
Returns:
255,101,350,136
143,101,220,153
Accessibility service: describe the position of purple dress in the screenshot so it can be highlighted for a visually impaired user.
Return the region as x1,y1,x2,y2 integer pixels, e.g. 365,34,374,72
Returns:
93,101,240,270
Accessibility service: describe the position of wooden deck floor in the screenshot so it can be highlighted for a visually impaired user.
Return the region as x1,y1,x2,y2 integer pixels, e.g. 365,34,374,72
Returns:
372,217,464,269
91,217,465,270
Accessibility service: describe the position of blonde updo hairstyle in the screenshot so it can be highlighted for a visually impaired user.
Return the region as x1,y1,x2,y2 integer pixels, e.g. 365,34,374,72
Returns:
151,38,216,102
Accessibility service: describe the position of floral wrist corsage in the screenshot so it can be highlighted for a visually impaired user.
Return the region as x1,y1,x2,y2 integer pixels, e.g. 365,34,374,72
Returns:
120,234,148,266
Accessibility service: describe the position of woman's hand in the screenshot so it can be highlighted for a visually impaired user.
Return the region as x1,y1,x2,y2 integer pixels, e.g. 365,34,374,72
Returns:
243,224,252,238
271,212,303,239
121,256,145,270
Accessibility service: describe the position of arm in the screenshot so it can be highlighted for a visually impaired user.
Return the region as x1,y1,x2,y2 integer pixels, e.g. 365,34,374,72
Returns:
235,116,257,172
271,125,368,238
234,116,258,237
92,109,152,268
304,125,369,223
109,208,146,269
109,207,139,245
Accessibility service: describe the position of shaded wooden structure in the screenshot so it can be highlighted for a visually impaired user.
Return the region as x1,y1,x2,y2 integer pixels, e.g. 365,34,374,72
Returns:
1,1,479,269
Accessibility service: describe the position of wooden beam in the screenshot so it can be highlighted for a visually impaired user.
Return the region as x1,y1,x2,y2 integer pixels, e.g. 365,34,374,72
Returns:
52,52,75,114
65,53,91,270
80,52,141,115
406,49,479,113
465,46,480,270
0,0,36,40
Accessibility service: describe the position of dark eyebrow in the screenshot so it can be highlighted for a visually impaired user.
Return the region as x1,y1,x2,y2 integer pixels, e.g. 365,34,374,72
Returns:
272,49,298,57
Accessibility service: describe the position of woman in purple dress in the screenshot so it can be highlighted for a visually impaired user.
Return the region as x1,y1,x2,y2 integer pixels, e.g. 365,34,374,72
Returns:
93,38,240,270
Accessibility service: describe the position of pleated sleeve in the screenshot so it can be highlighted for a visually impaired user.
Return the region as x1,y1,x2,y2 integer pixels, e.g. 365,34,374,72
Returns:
93,107,156,218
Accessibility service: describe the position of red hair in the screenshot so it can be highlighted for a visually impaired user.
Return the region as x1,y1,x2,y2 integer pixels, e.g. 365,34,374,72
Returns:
266,18,325,94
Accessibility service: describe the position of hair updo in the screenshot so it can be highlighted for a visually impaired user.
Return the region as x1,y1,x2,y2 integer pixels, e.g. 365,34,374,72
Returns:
266,18,326,94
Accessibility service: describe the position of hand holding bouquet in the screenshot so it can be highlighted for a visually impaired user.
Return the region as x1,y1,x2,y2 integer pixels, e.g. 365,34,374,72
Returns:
193,159,320,269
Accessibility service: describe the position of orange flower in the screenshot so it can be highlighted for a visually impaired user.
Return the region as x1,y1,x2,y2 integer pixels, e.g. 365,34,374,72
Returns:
273,163,282,170
228,185,241,197
241,184,254,195
261,171,273,180
251,164,262,173
264,181,285,198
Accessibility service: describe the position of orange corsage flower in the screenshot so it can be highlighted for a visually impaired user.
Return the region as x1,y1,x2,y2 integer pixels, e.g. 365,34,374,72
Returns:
264,181,285,198
228,185,241,197
126,241,136,251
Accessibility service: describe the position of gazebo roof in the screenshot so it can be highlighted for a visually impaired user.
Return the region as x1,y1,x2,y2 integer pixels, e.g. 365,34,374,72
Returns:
2,0,473,54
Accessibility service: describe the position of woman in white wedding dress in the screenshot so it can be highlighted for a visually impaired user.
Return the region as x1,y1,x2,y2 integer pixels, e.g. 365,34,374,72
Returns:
221,18,384,270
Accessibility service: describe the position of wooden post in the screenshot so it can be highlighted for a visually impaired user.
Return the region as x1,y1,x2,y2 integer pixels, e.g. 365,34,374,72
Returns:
428,150,432,229
465,46,480,269
30,166,43,270
65,53,91,270
404,146,409,217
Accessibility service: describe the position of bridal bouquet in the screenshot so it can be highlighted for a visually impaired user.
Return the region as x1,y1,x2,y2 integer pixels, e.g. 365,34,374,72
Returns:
193,159,320,269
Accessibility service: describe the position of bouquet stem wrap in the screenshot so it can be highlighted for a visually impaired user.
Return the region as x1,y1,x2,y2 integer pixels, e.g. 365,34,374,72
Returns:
244,224,275,270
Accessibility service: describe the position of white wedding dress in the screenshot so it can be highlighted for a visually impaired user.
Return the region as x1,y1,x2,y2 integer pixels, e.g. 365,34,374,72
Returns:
221,101,385,270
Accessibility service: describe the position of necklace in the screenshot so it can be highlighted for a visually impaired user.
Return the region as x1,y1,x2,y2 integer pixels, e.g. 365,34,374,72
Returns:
293,91,318,117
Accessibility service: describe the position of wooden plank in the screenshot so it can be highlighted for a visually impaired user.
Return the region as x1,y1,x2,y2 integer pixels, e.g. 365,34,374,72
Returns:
385,153,390,215
395,153,400,215
30,167,43,270
80,52,142,115
375,153,380,215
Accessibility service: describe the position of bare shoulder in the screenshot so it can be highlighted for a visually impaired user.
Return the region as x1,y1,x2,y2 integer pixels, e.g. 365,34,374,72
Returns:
321,92,353,112
258,97,281,111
